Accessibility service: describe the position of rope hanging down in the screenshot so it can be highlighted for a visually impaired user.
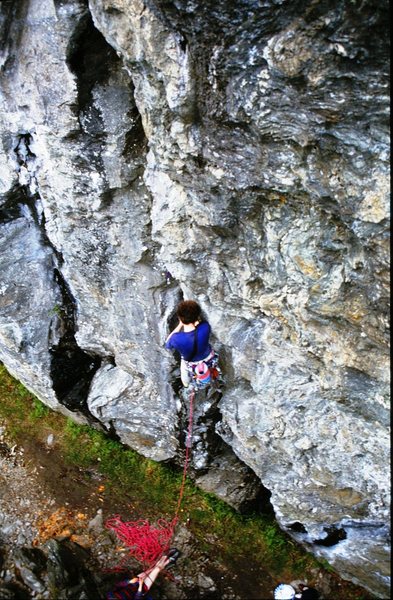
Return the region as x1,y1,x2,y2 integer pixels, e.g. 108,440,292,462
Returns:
106,388,195,568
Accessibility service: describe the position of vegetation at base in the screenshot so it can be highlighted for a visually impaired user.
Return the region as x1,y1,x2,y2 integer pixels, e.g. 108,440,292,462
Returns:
0,364,369,597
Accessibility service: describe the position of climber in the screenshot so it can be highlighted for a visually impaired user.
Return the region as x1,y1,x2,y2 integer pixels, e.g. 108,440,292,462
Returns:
106,548,181,600
165,300,218,389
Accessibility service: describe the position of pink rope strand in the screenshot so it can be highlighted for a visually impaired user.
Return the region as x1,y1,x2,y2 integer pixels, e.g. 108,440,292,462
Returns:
172,387,195,528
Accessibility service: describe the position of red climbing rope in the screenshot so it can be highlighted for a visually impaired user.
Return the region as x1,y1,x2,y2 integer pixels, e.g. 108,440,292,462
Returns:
172,386,194,527
105,517,175,567
106,388,195,568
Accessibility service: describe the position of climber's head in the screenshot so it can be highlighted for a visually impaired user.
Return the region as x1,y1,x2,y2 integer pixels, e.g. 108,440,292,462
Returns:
177,300,201,324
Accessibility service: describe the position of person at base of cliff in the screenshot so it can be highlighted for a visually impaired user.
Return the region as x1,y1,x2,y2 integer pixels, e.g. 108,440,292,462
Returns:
273,582,320,600
106,549,180,600
165,300,212,388
274,584,296,599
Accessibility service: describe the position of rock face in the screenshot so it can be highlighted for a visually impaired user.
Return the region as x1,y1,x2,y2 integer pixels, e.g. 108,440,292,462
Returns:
0,0,390,596
2,540,102,599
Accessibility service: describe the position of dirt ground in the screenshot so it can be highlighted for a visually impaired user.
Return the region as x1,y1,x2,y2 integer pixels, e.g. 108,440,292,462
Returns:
0,422,377,600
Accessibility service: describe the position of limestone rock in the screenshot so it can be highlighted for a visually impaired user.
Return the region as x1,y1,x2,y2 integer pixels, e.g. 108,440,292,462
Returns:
0,0,389,596
195,447,262,512
87,363,178,460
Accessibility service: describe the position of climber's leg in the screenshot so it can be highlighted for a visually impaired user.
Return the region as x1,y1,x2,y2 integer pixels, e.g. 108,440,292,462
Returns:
180,359,190,387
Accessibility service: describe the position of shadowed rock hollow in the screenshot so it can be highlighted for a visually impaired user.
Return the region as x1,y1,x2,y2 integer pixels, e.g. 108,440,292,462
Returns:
0,0,390,597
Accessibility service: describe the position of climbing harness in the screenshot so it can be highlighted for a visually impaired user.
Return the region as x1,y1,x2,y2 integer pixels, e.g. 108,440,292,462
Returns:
106,387,196,569
181,322,222,391
186,350,221,390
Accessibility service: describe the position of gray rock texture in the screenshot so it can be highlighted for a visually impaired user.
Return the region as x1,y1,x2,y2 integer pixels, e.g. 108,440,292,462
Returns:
0,0,390,596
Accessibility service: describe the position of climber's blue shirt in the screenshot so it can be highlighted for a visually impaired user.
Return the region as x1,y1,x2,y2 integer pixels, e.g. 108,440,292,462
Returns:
165,322,211,361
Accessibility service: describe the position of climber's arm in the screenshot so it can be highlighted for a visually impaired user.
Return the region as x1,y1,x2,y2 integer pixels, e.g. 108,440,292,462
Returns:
165,320,183,344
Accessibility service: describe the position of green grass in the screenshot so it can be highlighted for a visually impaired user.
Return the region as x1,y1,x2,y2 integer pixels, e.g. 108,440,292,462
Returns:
0,363,373,598
57,421,316,574
0,364,310,571
31,397,51,419
60,420,183,511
